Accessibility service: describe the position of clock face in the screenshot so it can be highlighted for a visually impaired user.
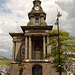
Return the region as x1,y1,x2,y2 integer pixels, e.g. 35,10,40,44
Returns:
35,6,39,10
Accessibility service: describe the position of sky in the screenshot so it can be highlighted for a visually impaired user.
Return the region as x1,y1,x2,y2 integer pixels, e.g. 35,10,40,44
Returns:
0,0,75,59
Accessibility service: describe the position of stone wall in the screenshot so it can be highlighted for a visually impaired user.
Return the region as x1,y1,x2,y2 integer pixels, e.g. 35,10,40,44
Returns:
10,63,20,75
10,62,67,75
23,62,58,75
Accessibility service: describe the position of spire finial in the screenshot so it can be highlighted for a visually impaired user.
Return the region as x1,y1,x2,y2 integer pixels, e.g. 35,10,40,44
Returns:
34,0,40,1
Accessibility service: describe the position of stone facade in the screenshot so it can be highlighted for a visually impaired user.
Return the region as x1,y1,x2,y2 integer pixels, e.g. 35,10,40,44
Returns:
10,62,67,75
23,62,57,75
10,63,20,75
9,0,67,75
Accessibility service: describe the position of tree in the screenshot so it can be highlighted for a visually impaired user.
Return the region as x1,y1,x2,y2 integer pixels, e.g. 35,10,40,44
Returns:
46,29,75,73
0,59,11,68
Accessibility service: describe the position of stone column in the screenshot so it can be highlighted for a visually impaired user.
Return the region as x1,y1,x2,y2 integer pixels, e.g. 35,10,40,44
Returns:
47,36,51,54
12,41,16,61
15,41,22,60
47,36,50,54
29,36,32,59
43,36,46,58
25,36,27,59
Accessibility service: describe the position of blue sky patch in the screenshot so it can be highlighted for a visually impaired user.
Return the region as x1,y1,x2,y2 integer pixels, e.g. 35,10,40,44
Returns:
0,0,6,7
0,7,11,13
0,0,11,14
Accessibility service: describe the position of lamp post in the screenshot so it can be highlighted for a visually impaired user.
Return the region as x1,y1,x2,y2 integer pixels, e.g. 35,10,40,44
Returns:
55,12,62,75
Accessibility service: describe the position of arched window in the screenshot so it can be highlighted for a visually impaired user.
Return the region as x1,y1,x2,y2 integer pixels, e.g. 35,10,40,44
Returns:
35,18,39,25
21,45,25,60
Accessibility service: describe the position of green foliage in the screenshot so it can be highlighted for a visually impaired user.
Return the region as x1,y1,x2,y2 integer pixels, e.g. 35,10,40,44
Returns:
5,59,11,67
19,65,26,70
52,58,65,72
0,59,11,67
45,53,51,58
19,63,26,70
46,29,75,73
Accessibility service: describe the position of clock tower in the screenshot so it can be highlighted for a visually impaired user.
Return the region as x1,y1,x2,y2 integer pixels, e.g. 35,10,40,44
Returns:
9,0,66,75
27,0,47,26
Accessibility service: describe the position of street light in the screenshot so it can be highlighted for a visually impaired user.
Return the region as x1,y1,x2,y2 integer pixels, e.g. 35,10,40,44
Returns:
55,12,62,75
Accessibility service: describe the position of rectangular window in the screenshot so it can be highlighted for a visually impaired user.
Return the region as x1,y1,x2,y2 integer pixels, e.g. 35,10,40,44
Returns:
35,18,39,25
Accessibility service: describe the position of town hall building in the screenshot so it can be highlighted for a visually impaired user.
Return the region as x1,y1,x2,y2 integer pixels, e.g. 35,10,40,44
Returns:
9,0,66,75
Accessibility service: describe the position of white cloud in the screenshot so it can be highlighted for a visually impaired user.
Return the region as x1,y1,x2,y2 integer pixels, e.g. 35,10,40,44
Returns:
0,49,8,52
55,0,72,2
42,0,68,26
0,28,3,34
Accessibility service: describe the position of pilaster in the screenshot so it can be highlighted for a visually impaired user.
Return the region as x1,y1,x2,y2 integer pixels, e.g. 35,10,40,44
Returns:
15,41,22,60
47,36,50,54
25,36,28,59
43,36,46,58
29,36,32,59
12,41,16,61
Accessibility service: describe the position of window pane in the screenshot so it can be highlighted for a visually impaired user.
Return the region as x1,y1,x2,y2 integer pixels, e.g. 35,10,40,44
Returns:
35,18,39,25
21,45,25,60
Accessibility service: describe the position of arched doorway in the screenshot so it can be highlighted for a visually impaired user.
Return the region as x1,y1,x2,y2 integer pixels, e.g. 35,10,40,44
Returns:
32,65,42,75
73,73,75,75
